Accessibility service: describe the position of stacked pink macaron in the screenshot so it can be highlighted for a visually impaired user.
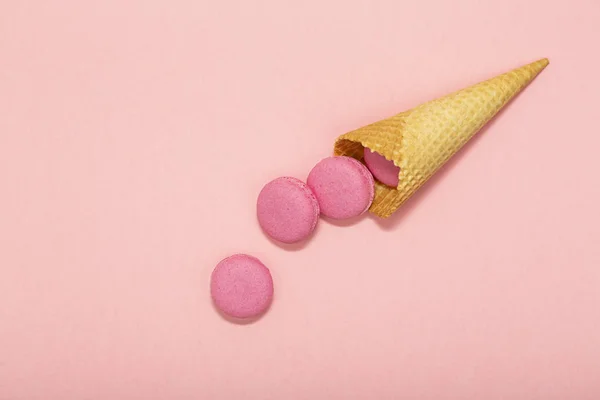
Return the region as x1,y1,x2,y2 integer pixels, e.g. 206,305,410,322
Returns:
363,148,400,187
257,150,400,244
211,149,400,321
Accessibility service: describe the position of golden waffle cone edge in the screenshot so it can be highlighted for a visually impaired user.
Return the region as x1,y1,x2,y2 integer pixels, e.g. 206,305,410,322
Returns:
334,58,549,218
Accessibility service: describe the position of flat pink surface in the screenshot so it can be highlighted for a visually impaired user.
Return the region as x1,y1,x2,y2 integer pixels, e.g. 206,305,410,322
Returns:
1,1,599,399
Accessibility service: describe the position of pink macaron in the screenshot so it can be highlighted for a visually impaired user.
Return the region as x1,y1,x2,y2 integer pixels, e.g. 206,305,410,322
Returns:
211,254,274,319
307,156,375,219
363,148,401,187
257,177,320,244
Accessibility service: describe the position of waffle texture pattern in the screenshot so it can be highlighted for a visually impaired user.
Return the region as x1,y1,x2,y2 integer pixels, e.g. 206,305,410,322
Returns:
334,58,549,217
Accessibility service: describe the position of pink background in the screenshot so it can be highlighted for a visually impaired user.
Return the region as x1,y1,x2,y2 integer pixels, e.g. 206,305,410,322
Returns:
1,0,599,398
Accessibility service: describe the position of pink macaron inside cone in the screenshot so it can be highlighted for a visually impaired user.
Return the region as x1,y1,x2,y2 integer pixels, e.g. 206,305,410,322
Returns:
210,254,274,319
307,156,375,220
363,148,401,187
257,177,320,244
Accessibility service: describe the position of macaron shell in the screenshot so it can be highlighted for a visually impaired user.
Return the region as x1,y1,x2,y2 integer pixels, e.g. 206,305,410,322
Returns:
257,177,320,244
363,148,401,187
307,156,375,219
210,254,274,319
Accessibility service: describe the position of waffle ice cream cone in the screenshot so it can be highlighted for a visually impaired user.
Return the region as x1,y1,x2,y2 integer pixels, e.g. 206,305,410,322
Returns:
334,58,549,218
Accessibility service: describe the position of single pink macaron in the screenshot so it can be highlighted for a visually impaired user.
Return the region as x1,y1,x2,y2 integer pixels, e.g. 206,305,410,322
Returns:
363,148,401,187
211,254,274,319
307,156,375,219
257,177,320,244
